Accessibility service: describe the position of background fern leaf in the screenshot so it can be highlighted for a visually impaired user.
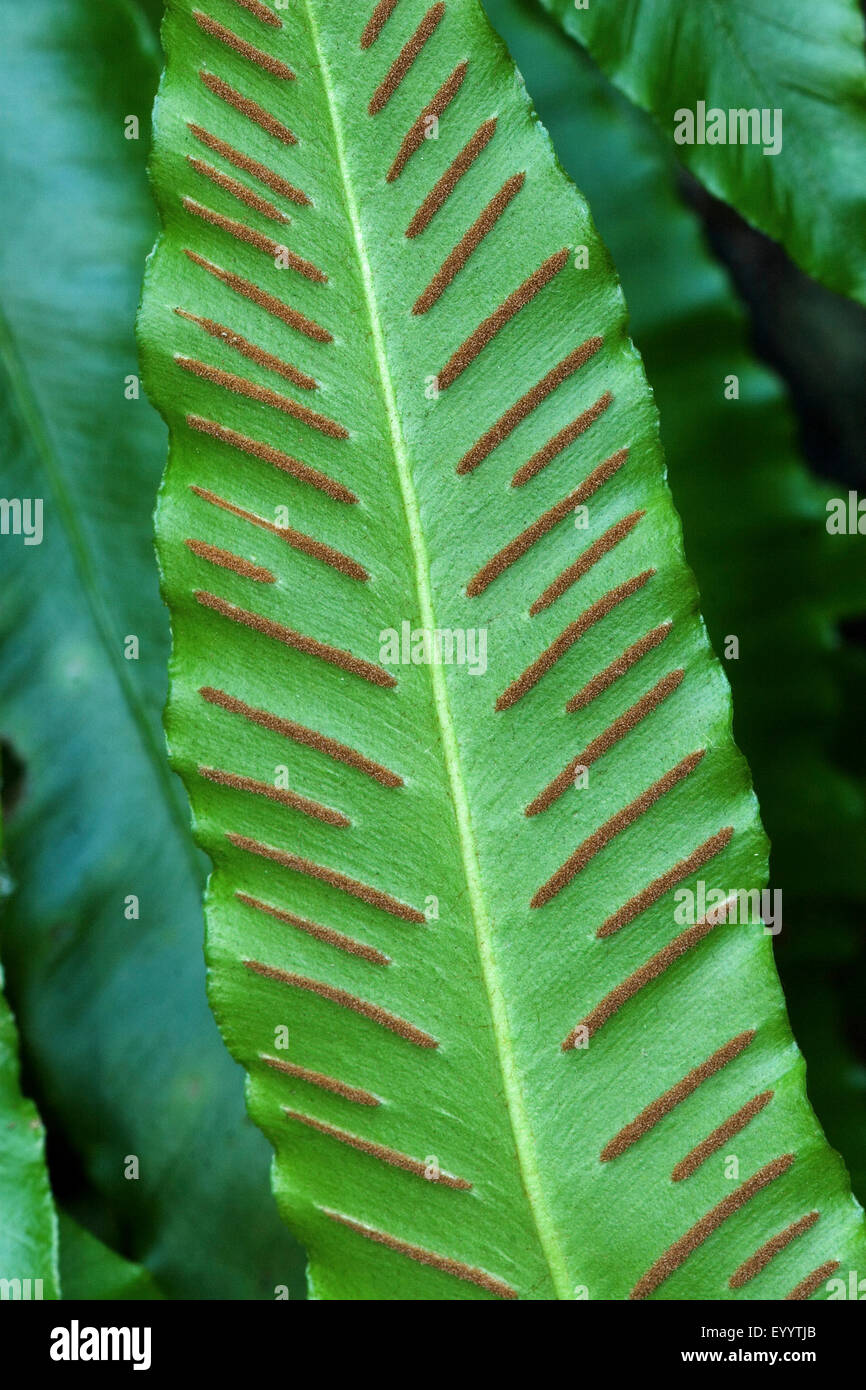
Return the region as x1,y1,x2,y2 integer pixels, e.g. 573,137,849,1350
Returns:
140,0,866,1299
0,947,58,1298
539,0,866,306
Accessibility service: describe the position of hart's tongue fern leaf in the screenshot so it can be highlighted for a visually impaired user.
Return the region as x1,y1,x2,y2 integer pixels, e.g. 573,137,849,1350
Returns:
139,0,866,1299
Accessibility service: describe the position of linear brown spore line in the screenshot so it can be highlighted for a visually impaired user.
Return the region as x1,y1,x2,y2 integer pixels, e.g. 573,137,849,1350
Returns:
512,391,614,487
728,1211,820,1289
526,669,684,818
597,826,734,939
175,309,319,391
195,590,396,687
229,834,424,922
412,172,525,315
368,3,445,116
567,621,673,714
198,70,296,143
261,1054,381,1107
387,61,468,182
530,508,645,616
198,765,350,827
174,355,346,436
784,1261,840,1301
188,124,310,205
237,892,391,965
184,537,275,583
361,0,401,49
176,353,338,431
406,118,497,237
496,569,653,714
437,248,570,390
672,1092,774,1183
629,1155,795,1300
190,487,368,580
599,1030,755,1163
284,1108,471,1189
232,0,282,26
320,1209,517,1298
187,156,290,222
468,448,630,599
556,667,683,794
192,10,295,79
533,747,703,908
181,199,326,282
186,416,357,503
564,903,731,1051
183,195,292,267
199,686,402,786
243,960,437,1046
457,335,604,474
183,252,332,341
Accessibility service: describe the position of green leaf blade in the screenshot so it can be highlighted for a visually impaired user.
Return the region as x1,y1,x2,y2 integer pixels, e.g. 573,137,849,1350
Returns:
141,0,866,1299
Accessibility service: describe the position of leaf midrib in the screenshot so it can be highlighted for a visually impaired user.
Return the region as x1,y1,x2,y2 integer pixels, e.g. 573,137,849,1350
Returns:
303,0,573,1300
